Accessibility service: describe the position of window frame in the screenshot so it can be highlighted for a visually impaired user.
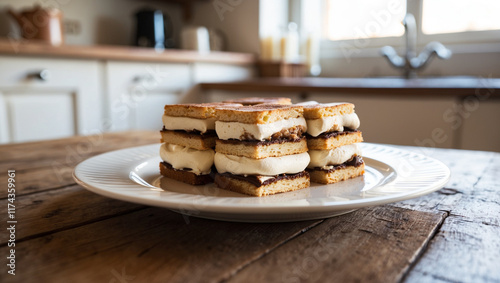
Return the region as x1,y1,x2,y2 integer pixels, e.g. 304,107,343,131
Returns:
309,0,500,56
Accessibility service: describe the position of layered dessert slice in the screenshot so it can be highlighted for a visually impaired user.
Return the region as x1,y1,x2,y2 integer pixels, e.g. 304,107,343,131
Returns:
159,102,241,185
222,97,292,105
213,104,310,196
159,143,214,185
302,102,365,184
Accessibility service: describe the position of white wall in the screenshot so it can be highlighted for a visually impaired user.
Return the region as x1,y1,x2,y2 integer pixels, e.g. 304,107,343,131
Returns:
0,0,182,46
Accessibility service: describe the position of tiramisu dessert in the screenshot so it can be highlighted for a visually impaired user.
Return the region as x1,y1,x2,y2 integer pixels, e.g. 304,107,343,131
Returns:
222,97,292,105
213,104,310,196
159,103,240,185
302,102,365,184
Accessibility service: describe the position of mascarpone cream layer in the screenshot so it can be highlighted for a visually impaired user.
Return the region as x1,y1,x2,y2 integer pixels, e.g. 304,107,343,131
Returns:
214,152,310,175
308,144,362,168
215,117,307,141
160,143,214,175
162,115,216,133
306,113,360,137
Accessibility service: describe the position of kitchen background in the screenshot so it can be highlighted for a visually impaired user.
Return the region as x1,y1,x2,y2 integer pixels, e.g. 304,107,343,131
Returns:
0,0,499,151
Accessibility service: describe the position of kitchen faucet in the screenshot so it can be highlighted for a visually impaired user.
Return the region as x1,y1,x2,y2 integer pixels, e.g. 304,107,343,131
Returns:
381,13,452,78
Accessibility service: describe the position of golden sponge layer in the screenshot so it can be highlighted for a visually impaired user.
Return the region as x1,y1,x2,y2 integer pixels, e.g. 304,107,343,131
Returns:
215,104,303,124
164,102,242,119
308,162,365,184
223,97,292,105
216,138,308,159
214,172,310,197
307,131,363,150
303,103,354,119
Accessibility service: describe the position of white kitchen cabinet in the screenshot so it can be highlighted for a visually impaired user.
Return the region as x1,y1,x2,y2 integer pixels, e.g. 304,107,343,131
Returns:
192,63,254,83
2,92,75,142
105,61,191,131
0,56,102,143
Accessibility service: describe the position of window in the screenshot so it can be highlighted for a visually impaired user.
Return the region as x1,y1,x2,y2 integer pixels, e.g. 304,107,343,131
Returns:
318,0,500,46
324,0,406,40
422,0,500,35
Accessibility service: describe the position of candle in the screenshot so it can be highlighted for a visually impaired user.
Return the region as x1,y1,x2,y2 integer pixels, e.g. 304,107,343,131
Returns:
260,36,277,61
306,33,320,67
280,22,299,62
305,33,321,76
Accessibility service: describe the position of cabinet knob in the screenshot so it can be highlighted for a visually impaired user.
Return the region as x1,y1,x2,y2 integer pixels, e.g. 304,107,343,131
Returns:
132,74,154,84
27,69,51,81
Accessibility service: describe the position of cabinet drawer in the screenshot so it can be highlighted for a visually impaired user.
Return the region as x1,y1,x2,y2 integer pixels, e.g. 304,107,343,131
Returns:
0,56,100,88
193,63,254,83
106,61,191,93
0,56,103,143
105,61,190,132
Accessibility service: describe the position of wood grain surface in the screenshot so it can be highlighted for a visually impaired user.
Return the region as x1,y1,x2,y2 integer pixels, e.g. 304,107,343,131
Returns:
0,131,499,283
0,40,256,65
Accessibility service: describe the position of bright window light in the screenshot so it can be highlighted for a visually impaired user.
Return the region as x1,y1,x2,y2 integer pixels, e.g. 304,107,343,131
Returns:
422,0,500,34
324,0,406,40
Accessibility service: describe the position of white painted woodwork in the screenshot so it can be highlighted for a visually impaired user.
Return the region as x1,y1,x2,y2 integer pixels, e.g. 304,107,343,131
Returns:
0,91,9,143
0,56,102,143
105,61,190,131
6,92,75,143
192,63,255,83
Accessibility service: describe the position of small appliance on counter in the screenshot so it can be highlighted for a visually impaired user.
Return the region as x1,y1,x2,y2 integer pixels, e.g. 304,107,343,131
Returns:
0,8,20,38
134,8,174,49
7,5,64,45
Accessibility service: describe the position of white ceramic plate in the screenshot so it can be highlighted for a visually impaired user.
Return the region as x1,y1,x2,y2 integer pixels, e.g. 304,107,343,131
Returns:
73,143,450,222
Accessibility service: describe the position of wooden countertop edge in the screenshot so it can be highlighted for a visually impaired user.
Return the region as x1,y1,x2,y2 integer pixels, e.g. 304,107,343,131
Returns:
199,78,500,96
0,39,256,65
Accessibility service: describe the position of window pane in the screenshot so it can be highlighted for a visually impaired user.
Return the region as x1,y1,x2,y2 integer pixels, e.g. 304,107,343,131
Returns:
324,0,406,40
422,0,500,34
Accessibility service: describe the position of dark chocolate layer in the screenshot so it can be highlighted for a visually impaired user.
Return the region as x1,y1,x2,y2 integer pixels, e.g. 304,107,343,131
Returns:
217,136,304,146
160,127,216,136
218,171,308,187
306,128,359,139
310,156,364,173
161,161,214,177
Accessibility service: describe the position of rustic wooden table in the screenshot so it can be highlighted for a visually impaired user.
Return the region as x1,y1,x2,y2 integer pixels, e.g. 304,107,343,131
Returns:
1,131,499,283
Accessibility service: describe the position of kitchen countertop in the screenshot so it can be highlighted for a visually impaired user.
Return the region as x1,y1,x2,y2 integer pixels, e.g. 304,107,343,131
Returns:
0,131,499,282
0,39,256,65
200,77,500,96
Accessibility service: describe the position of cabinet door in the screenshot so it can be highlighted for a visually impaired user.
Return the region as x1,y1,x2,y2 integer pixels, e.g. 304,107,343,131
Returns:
2,92,75,143
461,100,500,152
0,56,102,143
0,92,10,143
106,61,191,131
308,93,456,149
